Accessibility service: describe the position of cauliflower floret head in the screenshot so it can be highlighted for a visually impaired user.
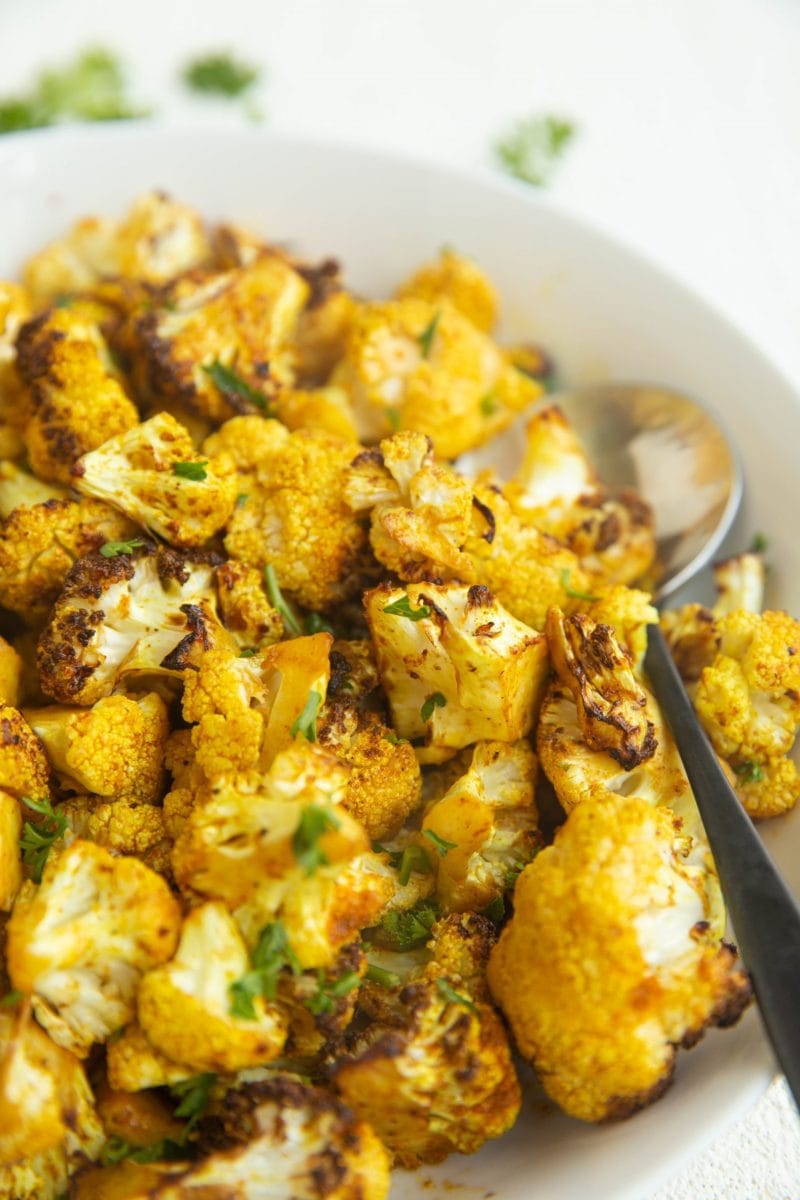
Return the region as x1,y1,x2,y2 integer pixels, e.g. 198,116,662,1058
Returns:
396,247,499,333
331,298,539,457
275,384,359,440
59,795,173,876
73,412,237,546
37,543,224,705
0,282,32,460
0,635,23,707
106,1022,195,1093
215,560,284,650
487,796,751,1123
365,581,549,762
0,791,23,911
0,704,52,801
6,839,181,1055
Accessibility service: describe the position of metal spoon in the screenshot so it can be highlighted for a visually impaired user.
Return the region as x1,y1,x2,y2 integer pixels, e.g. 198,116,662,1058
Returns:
527,383,800,1110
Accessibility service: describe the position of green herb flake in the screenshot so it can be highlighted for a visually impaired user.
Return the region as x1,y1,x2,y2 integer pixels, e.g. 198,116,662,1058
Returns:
229,921,300,1018
420,692,447,722
494,114,576,187
422,827,456,857
749,532,769,554
306,969,360,1016
239,647,258,658
264,564,302,636
398,843,433,886
382,730,409,746
202,361,270,412
99,537,145,558
20,796,68,883
483,894,506,926
436,978,477,1013
417,310,441,359
182,53,260,98
172,460,208,482
290,690,323,743
235,492,249,508
365,964,401,988
560,569,600,603
734,761,764,784
0,990,24,1009
383,594,432,622
480,391,498,417
100,1135,187,1167
377,900,438,950
305,612,334,636
0,48,150,136
292,804,340,875
170,1073,217,1130
386,408,401,431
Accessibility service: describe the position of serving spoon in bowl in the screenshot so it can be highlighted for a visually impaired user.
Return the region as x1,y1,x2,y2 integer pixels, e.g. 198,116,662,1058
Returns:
468,381,800,1108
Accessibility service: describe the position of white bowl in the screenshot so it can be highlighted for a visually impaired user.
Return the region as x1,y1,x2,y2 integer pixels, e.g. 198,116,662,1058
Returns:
2,125,797,1200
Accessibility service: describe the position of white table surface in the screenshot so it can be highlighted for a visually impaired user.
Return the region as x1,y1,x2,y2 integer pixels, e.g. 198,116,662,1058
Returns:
2,0,799,1195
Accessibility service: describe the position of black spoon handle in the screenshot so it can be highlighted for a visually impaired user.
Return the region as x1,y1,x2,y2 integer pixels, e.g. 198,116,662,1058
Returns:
645,624,800,1110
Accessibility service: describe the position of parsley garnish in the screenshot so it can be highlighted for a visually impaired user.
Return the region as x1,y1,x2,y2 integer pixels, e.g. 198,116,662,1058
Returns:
483,895,506,926
383,594,431,622
436,978,477,1012
172,460,208,481
290,690,322,742
305,612,334,636
423,828,456,857
0,48,150,135
170,1074,217,1131
494,114,576,187
100,1136,186,1167
749,532,769,554
20,797,67,883
480,391,498,416
182,53,259,98
99,537,145,558
560,569,599,602
239,647,258,658
365,963,401,988
306,969,360,1016
398,843,433,886
417,310,441,359
376,900,438,950
229,922,301,1019
382,730,409,746
734,761,764,784
293,804,340,875
264,564,302,636
235,492,249,508
0,990,23,1009
386,408,401,431
202,361,270,412
420,692,447,722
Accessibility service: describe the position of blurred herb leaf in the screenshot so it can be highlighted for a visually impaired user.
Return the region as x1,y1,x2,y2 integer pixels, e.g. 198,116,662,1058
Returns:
182,52,260,98
0,47,149,135
494,114,576,187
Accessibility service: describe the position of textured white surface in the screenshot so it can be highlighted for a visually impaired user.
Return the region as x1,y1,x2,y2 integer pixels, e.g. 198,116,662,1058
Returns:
1,0,800,1194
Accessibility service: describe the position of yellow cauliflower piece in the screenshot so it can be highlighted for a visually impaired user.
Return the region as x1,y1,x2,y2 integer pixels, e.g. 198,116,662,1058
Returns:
0,636,22,707
59,796,173,876
73,412,237,546
344,431,475,580
332,298,538,456
106,1023,194,1093
0,790,23,911
0,704,51,801
365,581,549,762
24,692,169,803
712,551,766,616
487,797,751,1123
6,840,181,1056
422,740,540,912
583,583,658,669
0,493,137,622
215,560,284,649
138,902,289,1073
396,247,498,333
274,384,359,440
208,418,367,611
131,256,308,425
0,282,32,460
289,267,357,385
0,460,66,518
546,605,657,768
16,302,139,484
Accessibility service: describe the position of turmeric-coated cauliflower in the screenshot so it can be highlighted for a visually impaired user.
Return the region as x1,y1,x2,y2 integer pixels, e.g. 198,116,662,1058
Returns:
215,560,284,650
396,247,499,333
0,636,22,707
0,791,23,911
365,581,549,762
0,282,32,460
6,839,181,1056
487,797,751,1123
73,412,237,546
59,796,173,876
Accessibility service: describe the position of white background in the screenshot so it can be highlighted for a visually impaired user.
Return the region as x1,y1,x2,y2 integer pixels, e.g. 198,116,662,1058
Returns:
2,0,800,1195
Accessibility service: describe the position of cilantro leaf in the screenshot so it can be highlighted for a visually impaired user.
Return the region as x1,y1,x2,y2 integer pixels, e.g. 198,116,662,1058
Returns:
734,761,764,784
422,828,457,857
292,804,340,875
263,564,302,636
202,361,270,412
436,978,477,1012
0,48,150,135
170,1074,216,1130
382,594,432,622
100,1135,187,1167
397,843,433,886
750,532,769,554
229,921,300,1018
172,460,208,481
420,692,447,722
365,963,401,988
305,611,334,636
560,569,599,602
0,990,23,1009
19,796,67,883
494,114,576,187
417,310,441,358
290,690,322,742
100,537,145,558
382,730,409,746
305,969,360,1016
182,53,260,98
376,900,438,950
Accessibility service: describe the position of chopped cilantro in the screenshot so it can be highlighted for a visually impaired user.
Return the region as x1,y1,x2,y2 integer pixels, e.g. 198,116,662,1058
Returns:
422,828,456,857
305,969,360,1016
398,843,433,886
436,978,477,1012
305,611,334,636
494,114,576,187
386,408,401,431
290,690,322,742
19,796,67,883
99,537,145,558
480,391,498,416
292,804,340,875
100,1136,186,1167
0,48,150,136
417,310,441,358
182,52,260,98
750,532,769,554
170,1074,217,1130
420,692,447,722
202,361,270,412
383,594,432,622
239,647,258,658
382,730,409,746
560,569,599,602
229,921,300,1018
483,894,506,925
365,963,401,988
172,460,208,481
264,564,302,636
0,990,23,1009
734,761,764,784
235,492,249,508
377,900,438,950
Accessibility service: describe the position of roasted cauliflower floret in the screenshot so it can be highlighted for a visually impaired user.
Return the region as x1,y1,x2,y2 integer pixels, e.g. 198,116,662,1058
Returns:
215,560,284,650
37,544,223,705
0,704,51,801
331,298,539,457
0,460,66,518
16,302,139,484
6,840,181,1056
73,412,237,546
106,1022,194,1093
421,740,540,912
24,692,169,803
365,582,549,762
488,797,751,1123
546,605,657,769
131,256,308,424
288,264,358,386
396,247,498,333
0,791,23,911
207,418,368,611
344,432,476,580
0,493,137,622
584,583,658,668
274,384,359,440
59,796,173,876
0,282,32,460
712,551,766,616
138,902,289,1073
0,636,22,707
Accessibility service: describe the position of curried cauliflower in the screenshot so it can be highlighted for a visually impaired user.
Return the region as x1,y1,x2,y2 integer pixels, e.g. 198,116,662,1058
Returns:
130,256,308,425
6,839,181,1056
215,560,284,650
73,412,237,546
365,581,549,762
0,704,51,801
24,692,169,803
59,796,173,877
421,739,541,912
0,636,22,707
0,791,23,911
0,460,66,518
37,544,224,705
546,605,657,769
487,797,751,1123
106,1022,195,1093
396,247,499,333
206,417,368,611
0,282,32,460
274,384,359,440
331,298,539,456
16,302,140,484
138,902,289,1073
0,493,137,622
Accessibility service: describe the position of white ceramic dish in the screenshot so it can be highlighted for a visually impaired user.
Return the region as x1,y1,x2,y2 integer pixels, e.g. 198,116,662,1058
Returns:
2,124,797,1200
